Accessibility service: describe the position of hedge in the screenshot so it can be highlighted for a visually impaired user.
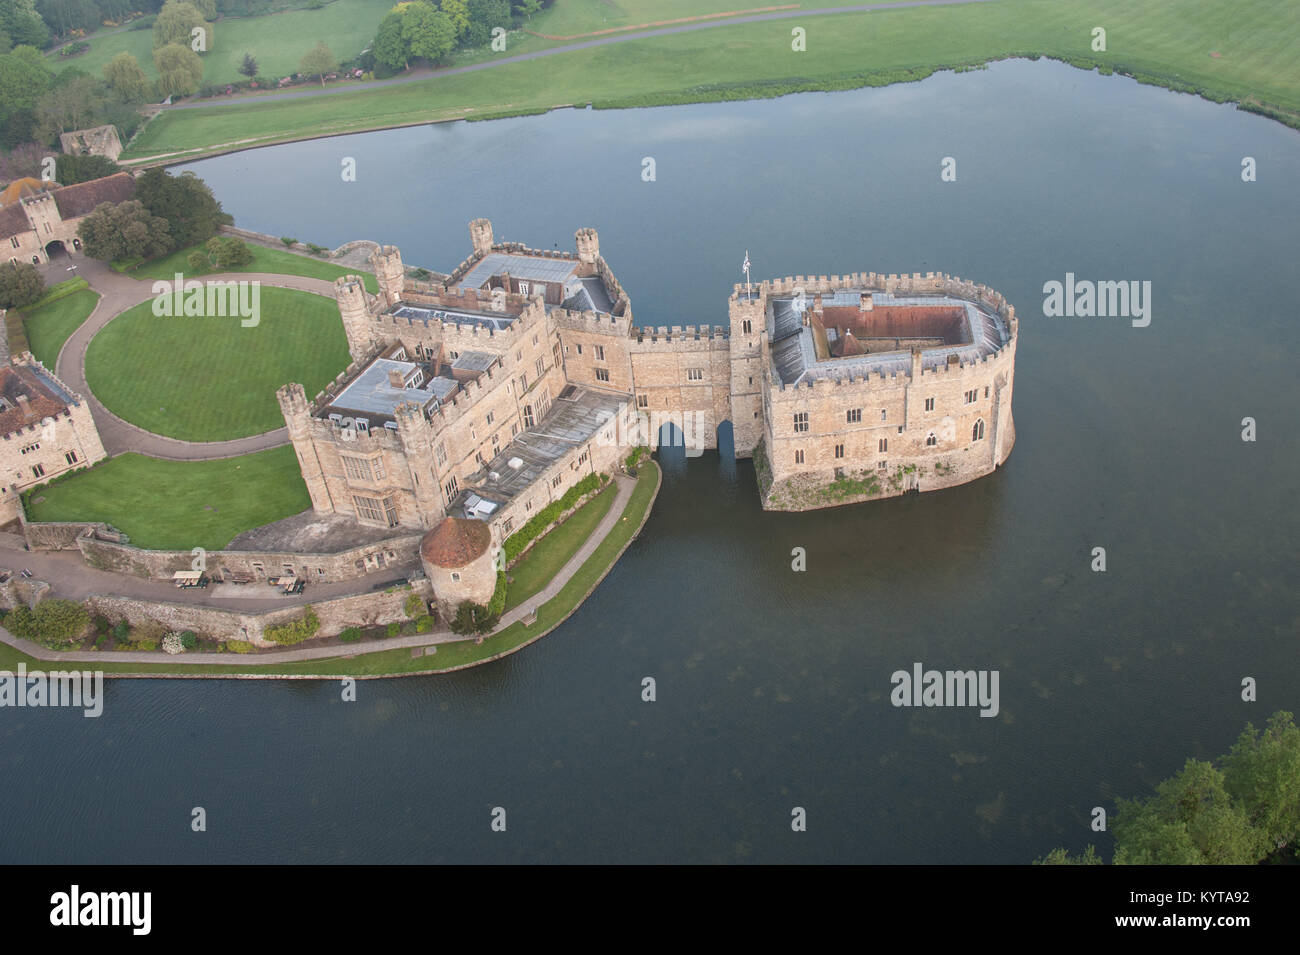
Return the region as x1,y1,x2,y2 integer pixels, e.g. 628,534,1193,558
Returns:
503,473,606,562
263,606,320,645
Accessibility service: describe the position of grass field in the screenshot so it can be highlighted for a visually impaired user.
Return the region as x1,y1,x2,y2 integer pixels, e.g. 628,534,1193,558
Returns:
84,287,349,441
504,482,616,611
117,241,380,293
22,446,310,551
5,277,98,366
3,462,660,676
51,0,391,87
122,0,1300,162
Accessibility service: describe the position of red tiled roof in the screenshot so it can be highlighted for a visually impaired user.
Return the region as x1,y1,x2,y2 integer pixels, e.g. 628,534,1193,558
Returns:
0,366,69,436
420,517,491,568
52,172,134,220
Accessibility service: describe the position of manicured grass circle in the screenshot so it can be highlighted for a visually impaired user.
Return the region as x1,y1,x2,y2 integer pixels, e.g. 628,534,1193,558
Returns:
85,287,350,442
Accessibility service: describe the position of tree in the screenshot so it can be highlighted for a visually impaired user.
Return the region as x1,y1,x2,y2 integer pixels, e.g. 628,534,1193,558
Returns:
77,200,173,261
189,235,252,269
237,51,257,79
30,599,92,648
134,167,231,249
153,1,212,52
34,74,107,143
103,51,151,103
298,40,336,88
0,1,50,49
1222,711,1300,854
439,0,470,39
36,0,102,37
0,141,47,183
402,2,455,64
513,0,541,20
190,0,218,18
372,10,409,71
153,42,203,97
1112,759,1266,865
56,153,122,185
464,0,510,48
0,262,45,309
0,45,55,147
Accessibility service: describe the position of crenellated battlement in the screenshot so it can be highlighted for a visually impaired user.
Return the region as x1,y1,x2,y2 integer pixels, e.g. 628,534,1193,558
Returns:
552,307,633,338
630,325,731,350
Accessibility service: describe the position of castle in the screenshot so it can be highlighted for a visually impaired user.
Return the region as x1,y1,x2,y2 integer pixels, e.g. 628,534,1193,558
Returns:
278,219,1018,556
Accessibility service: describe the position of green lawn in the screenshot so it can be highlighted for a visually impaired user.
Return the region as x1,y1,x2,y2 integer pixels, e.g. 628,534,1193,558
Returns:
21,288,100,368
85,287,350,441
122,0,1300,162
3,462,661,676
22,446,310,551
504,481,616,611
51,0,392,87
117,241,379,293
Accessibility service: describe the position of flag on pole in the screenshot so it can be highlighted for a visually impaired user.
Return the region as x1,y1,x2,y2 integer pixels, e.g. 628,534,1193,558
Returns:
742,251,751,275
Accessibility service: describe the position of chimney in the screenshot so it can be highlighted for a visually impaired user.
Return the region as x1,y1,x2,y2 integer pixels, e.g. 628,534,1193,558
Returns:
15,393,30,416
388,369,406,388
910,347,923,381
812,293,823,313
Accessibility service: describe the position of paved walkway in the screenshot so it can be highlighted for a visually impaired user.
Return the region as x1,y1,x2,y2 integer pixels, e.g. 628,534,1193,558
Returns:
49,256,334,460
0,475,638,668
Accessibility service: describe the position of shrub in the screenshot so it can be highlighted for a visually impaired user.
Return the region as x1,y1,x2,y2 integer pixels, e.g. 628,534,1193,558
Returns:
178,630,197,650
404,591,424,617
280,236,297,246
130,15,157,30
5,605,36,640
25,599,92,650
161,632,185,654
111,620,130,641
94,634,108,649
305,242,327,256
264,606,320,645
338,627,362,643
624,446,649,470
503,472,604,561
0,262,46,310
59,41,91,57
414,615,433,633
386,621,400,637
225,639,254,653
487,571,507,619
92,614,111,635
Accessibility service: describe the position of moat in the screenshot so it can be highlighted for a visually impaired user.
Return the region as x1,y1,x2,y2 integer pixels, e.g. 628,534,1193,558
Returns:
5,59,1299,863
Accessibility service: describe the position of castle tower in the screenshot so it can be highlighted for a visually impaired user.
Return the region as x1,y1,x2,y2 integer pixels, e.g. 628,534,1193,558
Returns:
575,227,599,265
469,218,494,256
277,383,334,514
728,287,766,459
395,401,444,529
334,275,374,361
371,245,405,307
420,517,498,621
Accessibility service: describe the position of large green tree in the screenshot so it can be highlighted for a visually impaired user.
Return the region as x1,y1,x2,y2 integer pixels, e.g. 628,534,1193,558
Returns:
0,0,50,49
103,51,152,103
0,45,55,146
56,153,122,185
153,42,203,97
134,167,231,250
1222,711,1300,854
34,74,107,143
0,262,45,310
77,199,173,261
372,10,409,71
439,0,470,38
401,2,455,64
298,40,336,88
464,0,510,48
153,1,213,52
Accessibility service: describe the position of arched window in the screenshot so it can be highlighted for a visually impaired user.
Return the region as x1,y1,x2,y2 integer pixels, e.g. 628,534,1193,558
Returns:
925,432,937,447
972,419,985,441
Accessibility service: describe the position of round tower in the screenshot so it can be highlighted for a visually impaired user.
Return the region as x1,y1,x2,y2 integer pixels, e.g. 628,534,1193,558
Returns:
575,227,599,265
420,517,498,620
469,218,494,256
370,245,405,307
334,275,373,360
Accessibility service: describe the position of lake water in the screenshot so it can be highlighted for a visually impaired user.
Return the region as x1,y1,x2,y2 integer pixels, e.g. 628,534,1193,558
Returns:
4,59,1298,863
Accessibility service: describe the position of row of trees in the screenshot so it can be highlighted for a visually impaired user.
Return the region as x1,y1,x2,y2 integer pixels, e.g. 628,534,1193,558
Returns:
77,167,232,261
1038,711,1300,864
369,0,516,74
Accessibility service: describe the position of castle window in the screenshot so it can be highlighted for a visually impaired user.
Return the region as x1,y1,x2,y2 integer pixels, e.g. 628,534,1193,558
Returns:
793,412,808,433
637,394,648,408
524,405,535,427
964,390,977,404
486,411,495,425
926,432,937,447
32,464,44,478
519,283,529,296
880,409,887,422
577,344,583,355
519,373,528,392
551,474,563,489
742,319,752,334
19,442,39,455
847,409,861,423
352,495,385,523
897,425,904,434
536,357,545,378
595,369,610,382
502,518,513,534
595,345,605,361
878,460,887,470
342,455,374,482
532,334,539,346
451,572,461,582
475,451,485,466
984,386,990,398
973,419,986,441
794,449,804,464
9,237,17,249
687,369,703,381
372,457,386,481
925,397,935,412
450,351,459,360
834,444,844,459
511,423,518,437
443,476,458,500
879,438,888,453
492,433,499,447
749,377,753,385
436,443,447,466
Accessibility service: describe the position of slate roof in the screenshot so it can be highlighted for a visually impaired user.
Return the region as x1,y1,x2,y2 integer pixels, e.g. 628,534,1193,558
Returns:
52,172,134,220
457,252,579,290
0,203,29,241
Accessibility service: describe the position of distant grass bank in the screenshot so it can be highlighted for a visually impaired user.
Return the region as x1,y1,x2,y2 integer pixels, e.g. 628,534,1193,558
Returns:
5,278,98,367
85,287,349,441
115,242,379,293
23,446,310,551
122,0,1300,163
5,462,661,677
